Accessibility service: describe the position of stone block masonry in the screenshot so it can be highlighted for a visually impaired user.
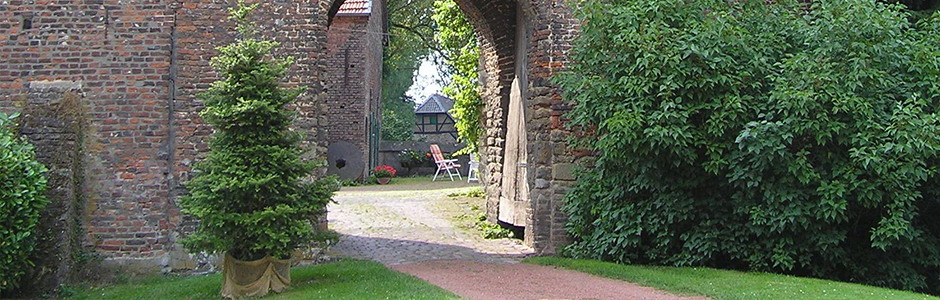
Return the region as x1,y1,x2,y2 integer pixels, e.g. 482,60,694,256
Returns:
12,83,86,294
454,0,581,254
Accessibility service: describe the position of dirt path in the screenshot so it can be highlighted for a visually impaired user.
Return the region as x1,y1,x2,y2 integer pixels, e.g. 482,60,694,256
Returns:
393,260,707,300
328,179,532,264
327,179,708,300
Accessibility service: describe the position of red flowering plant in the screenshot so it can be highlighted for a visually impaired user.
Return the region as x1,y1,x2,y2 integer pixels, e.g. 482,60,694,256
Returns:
373,165,397,178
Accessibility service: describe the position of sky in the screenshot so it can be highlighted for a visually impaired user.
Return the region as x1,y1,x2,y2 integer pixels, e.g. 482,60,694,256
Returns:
406,56,445,105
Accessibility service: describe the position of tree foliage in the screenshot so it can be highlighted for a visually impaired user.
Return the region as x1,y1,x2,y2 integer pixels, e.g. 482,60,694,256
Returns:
889,0,940,10
179,3,338,261
0,112,48,293
433,0,482,154
381,0,438,141
559,0,940,294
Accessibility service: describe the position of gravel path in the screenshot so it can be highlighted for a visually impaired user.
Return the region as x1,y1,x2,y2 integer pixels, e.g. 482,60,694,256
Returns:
328,180,532,265
327,179,708,300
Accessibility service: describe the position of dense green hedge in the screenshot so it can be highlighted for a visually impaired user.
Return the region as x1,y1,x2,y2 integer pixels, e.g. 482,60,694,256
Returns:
559,0,940,294
0,113,48,292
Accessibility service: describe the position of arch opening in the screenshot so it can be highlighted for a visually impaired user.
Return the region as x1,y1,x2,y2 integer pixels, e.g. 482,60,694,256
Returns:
451,0,538,247
323,0,562,253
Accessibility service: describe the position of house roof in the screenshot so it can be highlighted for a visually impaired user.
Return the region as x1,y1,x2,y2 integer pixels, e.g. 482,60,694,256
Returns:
336,0,371,16
415,94,455,114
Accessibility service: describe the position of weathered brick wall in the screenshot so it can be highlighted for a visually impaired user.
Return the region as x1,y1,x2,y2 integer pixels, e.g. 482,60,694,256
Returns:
526,0,583,254
1,1,178,269
452,0,516,231
366,0,385,168
1,0,338,276
323,2,384,180
324,15,370,179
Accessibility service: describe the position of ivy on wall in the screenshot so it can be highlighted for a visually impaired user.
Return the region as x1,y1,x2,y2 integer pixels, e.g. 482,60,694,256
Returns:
433,0,482,155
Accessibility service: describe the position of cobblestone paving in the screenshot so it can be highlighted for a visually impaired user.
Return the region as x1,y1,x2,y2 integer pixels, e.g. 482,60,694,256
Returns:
327,180,534,265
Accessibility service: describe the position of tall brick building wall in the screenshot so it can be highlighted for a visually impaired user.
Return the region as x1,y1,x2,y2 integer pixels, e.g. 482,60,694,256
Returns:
0,0,582,284
324,0,385,180
0,0,337,281
1,1,182,271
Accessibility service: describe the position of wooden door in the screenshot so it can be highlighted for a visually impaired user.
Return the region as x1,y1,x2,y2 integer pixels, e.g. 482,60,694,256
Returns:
498,11,530,227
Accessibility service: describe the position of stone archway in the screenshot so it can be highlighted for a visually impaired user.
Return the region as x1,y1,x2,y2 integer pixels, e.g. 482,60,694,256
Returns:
449,0,579,254
322,0,581,255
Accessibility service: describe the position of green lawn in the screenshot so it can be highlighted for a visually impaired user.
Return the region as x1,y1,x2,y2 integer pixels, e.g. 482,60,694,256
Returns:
525,257,939,300
384,175,439,185
65,260,459,300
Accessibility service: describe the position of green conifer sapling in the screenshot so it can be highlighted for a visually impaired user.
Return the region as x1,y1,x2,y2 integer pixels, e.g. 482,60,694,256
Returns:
179,2,338,262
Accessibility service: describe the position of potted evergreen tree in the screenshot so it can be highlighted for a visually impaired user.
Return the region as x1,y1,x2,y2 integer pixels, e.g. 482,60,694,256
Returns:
178,3,338,298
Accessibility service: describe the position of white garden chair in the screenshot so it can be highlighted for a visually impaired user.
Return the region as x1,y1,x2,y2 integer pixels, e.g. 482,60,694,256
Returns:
430,144,461,181
467,155,480,183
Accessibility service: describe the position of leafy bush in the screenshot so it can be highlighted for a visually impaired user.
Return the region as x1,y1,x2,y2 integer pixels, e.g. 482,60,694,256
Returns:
560,0,940,294
179,4,338,261
474,214,514,239
381,102,416,141
380,0,435,142
0,112,49,292
399,150,433,169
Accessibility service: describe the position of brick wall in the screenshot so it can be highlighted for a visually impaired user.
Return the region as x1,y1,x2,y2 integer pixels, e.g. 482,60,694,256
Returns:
0,1,178,266
377,140,468,177
1,0,581,277
1,0,338,277
524,0,582,256
323,1,384,180
367,0,385,168
324,15,368,179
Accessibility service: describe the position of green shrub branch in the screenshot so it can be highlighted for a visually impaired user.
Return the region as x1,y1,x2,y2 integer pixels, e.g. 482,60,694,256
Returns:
559,0,940,294
0,112,49,293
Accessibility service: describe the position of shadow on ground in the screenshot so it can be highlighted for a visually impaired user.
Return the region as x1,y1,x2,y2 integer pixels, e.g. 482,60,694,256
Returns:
330,234,530,265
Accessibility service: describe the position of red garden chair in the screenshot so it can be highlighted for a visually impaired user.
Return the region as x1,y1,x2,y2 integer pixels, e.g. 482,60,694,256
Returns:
430,144,462,181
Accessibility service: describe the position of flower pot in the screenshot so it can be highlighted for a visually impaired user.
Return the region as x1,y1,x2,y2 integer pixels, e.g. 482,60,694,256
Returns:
220,253,291,299
377,177,391,185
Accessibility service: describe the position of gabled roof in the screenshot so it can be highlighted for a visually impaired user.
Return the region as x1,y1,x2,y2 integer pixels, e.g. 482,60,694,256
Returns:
415,94,455,114
336,0,371,16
